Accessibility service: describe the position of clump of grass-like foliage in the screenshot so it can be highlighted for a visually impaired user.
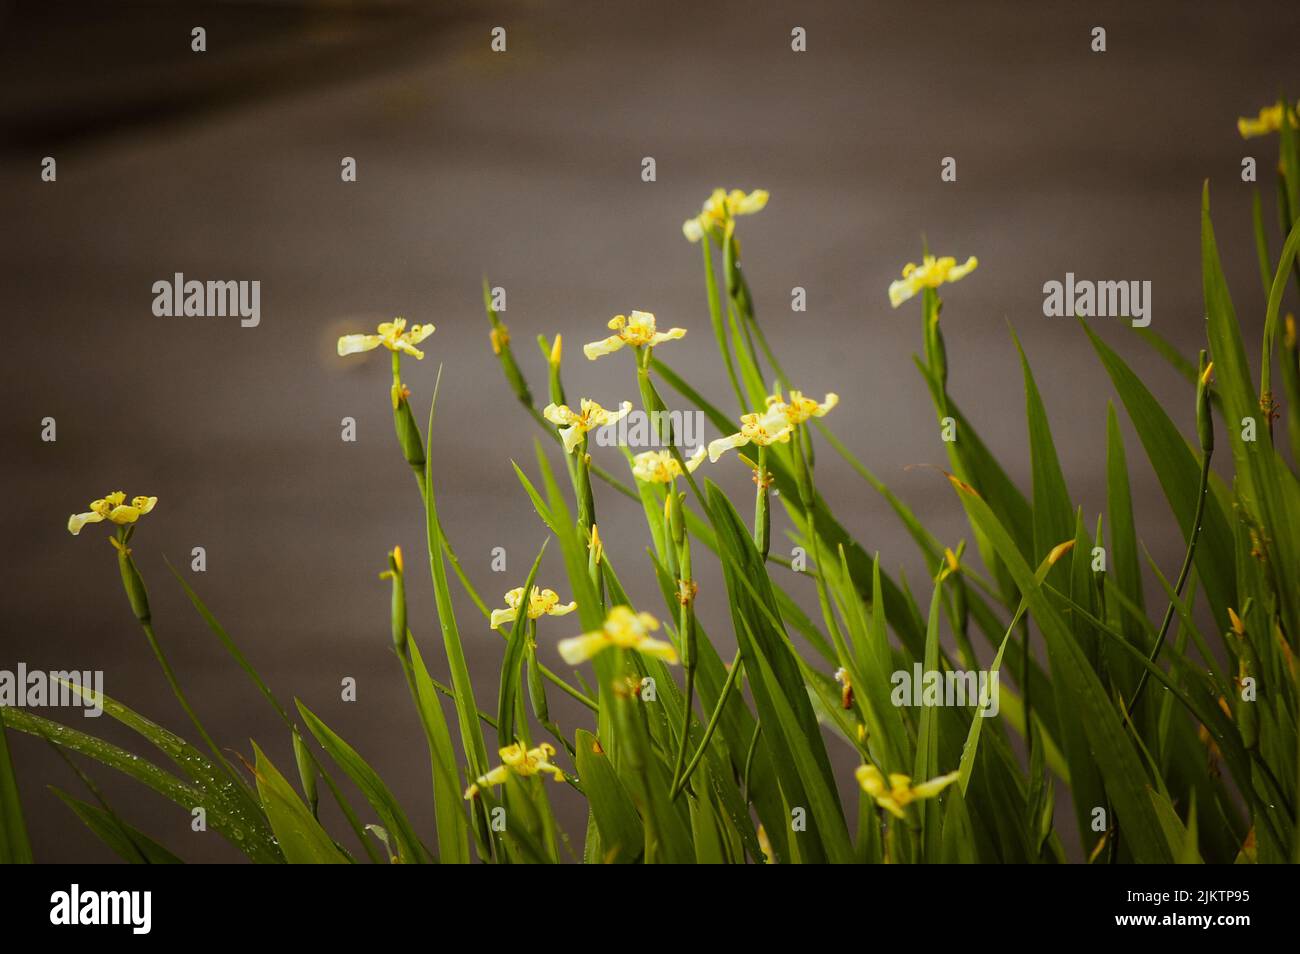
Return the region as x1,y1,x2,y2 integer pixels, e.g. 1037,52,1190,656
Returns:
2,101,1299,865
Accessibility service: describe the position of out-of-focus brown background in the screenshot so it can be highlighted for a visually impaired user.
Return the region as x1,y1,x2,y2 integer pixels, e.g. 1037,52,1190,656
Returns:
2,0,1296,863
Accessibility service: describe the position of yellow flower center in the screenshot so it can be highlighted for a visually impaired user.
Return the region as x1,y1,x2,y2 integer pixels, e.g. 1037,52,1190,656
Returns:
603,607,659,648
781,393,821,424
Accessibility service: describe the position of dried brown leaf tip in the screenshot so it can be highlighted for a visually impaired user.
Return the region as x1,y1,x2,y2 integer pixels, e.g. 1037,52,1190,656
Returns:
945,471,979,498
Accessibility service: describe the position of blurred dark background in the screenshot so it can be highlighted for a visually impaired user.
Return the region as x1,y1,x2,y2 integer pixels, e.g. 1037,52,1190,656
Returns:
2,0,1297,863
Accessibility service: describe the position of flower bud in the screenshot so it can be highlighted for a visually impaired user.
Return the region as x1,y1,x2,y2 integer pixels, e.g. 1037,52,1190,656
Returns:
383,547,408,655
116,549,152,623
1047,540,1075,566
393,395,426,473
1196,351,1214,454
483,281,533,407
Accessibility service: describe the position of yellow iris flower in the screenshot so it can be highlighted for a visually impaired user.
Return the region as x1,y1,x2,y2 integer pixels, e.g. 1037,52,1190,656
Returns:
584,311,686,360
68,492,158,536
557,605,678,666
707,390,837,462
630,447,706,483
1237,101,1299,139
682,188,769,243
542,398,633,454
337,318,436,360
489,586,577,629
855,764,958,820
463,742,565,799
773,389,839,425
888,255,978,308
707,406,792,462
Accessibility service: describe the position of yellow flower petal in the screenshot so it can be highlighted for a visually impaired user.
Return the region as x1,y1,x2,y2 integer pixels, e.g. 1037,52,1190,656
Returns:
107,505,141,525
876,795,907,820
708,431,750,463
685,445,707,473
648,327,687,348
583,335,625,360
633,636,678,663
463,763,511,799
608,400,634,425
489,607,517,629
337,334,382,356
948,256,978,282
542,403,574,426
730,189,769,215
909,770,960,800
557,632,608,665
67,511,104,535
888,279,914,307
855,763,885,797
558,424,583,454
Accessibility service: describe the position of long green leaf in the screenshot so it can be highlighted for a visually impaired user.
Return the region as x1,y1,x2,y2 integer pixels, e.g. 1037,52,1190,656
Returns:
1083,321,1235,624
948,478,1173,862
1,707,281,863
297,701,432,863
406,637,471,864
51,788,182,864
0,719,32,863
496,539,549,745
252,742,349,864
704,480,852,863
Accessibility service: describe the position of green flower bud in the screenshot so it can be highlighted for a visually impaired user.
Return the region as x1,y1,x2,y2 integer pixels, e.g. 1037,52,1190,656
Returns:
117,549,152,623
1196,351,1214,454
382,546,408,655
393,396,426,474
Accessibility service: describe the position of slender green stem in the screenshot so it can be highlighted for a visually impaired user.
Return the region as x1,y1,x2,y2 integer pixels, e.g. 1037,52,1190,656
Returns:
794,426,849,658
741,720,762,806
406,424,595,713
417,663,499,728
703,237,744,408
1130,448,1213,709
670,650,743,800
137,618,242,787
670,659,697,794
1022,612,1034,762
116,543,248,798
668,489,697,794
